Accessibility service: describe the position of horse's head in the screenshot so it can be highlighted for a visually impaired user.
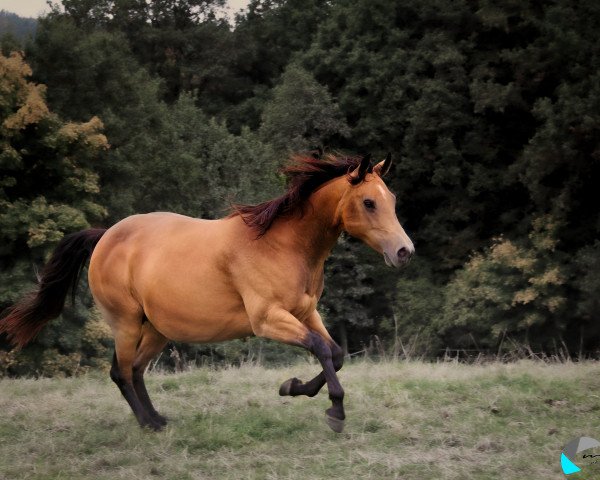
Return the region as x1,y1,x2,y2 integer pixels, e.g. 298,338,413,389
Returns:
339,154,414,267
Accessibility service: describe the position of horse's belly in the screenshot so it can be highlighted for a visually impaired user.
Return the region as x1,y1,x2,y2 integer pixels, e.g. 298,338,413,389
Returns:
142,286,253,343
143,284,252,342
151,311,253,343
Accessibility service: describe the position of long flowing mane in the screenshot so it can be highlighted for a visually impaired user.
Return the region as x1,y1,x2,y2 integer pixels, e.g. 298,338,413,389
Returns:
230,153,362,236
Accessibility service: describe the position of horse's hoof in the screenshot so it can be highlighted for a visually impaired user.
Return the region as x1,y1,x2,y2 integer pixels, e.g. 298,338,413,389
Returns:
154,414,168,427
325,414,345,433
279,377,301,396
151,410,168,426
141,417,165,432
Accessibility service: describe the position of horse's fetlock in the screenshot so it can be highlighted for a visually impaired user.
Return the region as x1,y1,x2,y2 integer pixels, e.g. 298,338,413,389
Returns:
329,386,345,400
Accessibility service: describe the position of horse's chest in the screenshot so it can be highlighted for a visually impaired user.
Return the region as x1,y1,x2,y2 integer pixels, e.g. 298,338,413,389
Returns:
291,293,319,322
289,269,323,318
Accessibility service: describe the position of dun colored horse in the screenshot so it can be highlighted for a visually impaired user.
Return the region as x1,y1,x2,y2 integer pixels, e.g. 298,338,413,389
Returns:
0,153,414,432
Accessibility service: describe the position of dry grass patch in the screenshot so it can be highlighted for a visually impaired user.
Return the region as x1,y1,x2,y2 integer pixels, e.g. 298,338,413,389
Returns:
1,360,599,479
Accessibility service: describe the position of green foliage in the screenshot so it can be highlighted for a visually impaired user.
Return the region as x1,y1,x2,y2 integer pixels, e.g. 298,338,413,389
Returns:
0,52,111,375
29,16,280,222
57,0,228,103
167,337,310,369
439,216,569,350
574,242,600,321
227,0,331,130
319,237,377,353
138,93,280,218
28,16,165,220
301,0,600,355
2,0,600,374
259,63,349,153
0,51,106,285
393,258,445,355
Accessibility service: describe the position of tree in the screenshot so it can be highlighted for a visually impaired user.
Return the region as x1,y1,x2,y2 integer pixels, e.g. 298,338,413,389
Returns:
319,236,376,355
0,52,111,375
573,242,600,351
302,0,600,354
135,93,281,219
438,216,569,352
53,0,233,104
227,0,331,130
6,0,599,363
259,63,349,153
29,14,281,222
29,17,171,221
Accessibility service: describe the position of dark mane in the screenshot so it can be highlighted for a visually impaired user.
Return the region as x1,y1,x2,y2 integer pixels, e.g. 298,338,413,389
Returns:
230,153,362,236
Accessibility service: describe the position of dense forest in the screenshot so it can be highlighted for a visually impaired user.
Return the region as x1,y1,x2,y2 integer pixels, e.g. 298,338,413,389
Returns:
1,0,599,376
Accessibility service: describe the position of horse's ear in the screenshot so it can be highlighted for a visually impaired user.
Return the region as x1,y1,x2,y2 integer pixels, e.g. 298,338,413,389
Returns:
349,153,372,184
373,152,392,177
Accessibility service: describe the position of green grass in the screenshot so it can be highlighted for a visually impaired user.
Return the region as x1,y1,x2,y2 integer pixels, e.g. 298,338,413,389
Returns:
1,360,600,479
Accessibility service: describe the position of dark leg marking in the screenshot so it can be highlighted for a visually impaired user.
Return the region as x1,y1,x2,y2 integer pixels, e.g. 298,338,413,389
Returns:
110,353,164,431
279,341,344,398
283,332,345,432
132,365,167,426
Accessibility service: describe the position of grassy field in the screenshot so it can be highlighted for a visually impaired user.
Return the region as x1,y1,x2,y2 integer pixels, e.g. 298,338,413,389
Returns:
1,360,600,479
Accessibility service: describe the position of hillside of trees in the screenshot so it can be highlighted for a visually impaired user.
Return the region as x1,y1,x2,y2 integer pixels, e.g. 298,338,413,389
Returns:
1,0,599,375
0,10,37,45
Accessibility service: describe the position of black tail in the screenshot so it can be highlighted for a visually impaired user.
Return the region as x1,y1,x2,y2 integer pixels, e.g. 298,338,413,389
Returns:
0,228,107,349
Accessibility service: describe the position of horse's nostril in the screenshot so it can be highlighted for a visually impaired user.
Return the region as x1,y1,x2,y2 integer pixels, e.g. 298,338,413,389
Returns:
397,247,410,260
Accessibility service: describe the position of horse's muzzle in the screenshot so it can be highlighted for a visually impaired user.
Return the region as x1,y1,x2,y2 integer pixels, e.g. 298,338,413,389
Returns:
383,245,414,268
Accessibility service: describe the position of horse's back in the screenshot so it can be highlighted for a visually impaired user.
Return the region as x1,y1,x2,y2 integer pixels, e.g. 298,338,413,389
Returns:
89,212,254,342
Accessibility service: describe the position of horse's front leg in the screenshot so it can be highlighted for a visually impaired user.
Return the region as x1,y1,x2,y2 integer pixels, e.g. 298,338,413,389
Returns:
278,311,343,400
250,308,346,433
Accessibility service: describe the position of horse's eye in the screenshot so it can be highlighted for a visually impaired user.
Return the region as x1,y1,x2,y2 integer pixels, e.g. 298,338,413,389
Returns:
363,199,376,210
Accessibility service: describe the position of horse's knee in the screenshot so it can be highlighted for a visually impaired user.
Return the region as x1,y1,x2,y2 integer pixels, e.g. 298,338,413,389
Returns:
307,332,331,360
307,333,344,371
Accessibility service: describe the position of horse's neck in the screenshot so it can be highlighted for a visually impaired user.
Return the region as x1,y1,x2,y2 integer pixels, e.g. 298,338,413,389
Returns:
267,178,345,268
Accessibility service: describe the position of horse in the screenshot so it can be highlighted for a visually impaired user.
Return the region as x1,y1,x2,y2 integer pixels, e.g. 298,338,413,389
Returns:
0,152,414,433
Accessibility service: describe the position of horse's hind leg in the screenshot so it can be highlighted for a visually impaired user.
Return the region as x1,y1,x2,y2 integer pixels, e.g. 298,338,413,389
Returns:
107,310,164,431
132,321,169,426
